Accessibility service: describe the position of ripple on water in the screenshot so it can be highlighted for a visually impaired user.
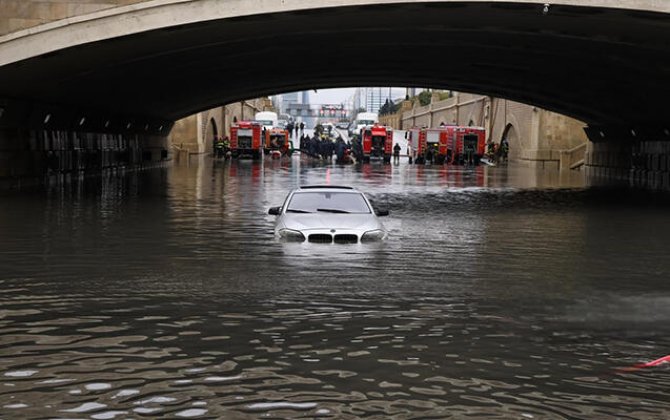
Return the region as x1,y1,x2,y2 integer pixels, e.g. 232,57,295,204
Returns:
1,164,670,418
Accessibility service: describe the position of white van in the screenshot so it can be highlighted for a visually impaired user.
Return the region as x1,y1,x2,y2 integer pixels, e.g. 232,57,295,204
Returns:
354,112,378,133
254,111,278,130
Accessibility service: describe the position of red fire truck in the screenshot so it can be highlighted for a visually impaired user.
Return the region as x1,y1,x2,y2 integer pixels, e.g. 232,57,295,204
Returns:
406,128,421,163
359,124,393,163
424,127,454,164
450,126,486,165
230,121,263,159
264,127,291,157
407,126,454,164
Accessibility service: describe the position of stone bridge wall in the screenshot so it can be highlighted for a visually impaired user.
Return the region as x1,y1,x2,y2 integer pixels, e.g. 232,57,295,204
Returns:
0,0,146,36
385,92,588,170
169,98,274,156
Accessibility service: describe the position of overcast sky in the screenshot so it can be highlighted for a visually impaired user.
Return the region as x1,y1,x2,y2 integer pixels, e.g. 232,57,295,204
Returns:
308,88,356,105
308,87,407,105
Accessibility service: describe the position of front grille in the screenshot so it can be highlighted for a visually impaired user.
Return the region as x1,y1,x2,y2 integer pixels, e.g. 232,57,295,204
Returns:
308,234,333,243
334,234,358,244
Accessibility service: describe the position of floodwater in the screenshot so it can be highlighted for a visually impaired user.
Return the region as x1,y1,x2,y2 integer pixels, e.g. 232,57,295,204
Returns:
1,155,669,419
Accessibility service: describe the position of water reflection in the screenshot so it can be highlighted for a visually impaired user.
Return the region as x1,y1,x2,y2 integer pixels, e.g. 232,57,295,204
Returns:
0,157,669,418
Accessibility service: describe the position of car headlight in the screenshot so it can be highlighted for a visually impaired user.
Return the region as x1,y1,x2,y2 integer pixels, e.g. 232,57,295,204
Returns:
361,229,386,242
278,228,305,242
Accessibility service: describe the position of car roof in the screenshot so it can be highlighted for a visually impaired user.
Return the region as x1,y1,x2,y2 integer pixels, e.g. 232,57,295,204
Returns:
294,185,360,193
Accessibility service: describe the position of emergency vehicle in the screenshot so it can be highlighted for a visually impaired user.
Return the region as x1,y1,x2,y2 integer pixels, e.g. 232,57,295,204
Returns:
354,112,378,133
254,111,278,131
408,127,454,164
264,127,291,157
230,121,263,159
450,126,486,165
406,128,421,163
359,124,393,163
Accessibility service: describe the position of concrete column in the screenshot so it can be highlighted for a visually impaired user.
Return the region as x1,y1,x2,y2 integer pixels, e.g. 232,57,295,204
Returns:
196,113,203,154
428,103,433,128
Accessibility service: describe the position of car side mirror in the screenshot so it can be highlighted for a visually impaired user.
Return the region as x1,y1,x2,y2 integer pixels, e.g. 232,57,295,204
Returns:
375,208,389,217
268,206,281,215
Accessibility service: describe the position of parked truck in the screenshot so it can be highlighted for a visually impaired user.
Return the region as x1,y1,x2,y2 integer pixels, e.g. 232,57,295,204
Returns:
359,124,393,163
264,127,291,157
254,111,278,131
352,112,378,136
450,126,486,165
230,121,263,159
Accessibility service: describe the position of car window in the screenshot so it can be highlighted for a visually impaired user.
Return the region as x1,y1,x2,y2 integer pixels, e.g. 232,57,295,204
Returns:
287,192,371,214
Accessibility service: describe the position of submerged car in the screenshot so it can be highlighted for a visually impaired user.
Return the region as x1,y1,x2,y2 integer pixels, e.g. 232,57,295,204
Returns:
268,186,389,243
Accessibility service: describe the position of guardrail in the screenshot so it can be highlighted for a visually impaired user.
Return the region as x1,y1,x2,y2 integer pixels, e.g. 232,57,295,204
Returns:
559,142,587,170
171,143,189,164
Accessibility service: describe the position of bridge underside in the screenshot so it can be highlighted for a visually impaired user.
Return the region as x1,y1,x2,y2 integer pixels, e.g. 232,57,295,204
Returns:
0,1,670,188
0,1,669,136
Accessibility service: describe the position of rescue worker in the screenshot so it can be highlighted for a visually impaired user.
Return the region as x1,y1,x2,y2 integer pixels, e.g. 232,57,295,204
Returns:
214,136,225,158
351,135,362,162
393,143,401,165
487,142,496,161
426,145,434,165
500,138,509,163
212,135,219,155
335,138,346,163
222,136,231,159
309,135,319,157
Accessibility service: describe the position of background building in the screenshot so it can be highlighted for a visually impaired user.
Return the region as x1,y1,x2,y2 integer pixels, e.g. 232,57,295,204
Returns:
350,87,407,114
273,91,311,115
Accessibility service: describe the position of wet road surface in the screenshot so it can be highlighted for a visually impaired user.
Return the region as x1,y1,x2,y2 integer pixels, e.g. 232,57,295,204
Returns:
1,157,669,419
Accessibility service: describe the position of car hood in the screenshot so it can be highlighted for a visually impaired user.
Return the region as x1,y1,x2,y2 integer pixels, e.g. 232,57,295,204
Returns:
281,213,382,231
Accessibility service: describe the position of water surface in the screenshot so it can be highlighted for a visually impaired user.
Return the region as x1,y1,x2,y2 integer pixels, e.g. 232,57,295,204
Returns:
1,158,669,419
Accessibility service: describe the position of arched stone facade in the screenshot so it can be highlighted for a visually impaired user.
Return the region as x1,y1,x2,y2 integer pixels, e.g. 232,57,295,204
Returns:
168,98,274,155
399,93,589,169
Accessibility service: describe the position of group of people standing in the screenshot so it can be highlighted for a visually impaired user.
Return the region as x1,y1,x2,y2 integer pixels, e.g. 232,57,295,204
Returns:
485,138,509,163
299,133,352,164
285,121,305,138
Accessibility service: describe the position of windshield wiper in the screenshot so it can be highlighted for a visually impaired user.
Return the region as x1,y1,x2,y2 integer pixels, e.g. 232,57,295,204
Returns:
316,208,350,214
286,209,312,213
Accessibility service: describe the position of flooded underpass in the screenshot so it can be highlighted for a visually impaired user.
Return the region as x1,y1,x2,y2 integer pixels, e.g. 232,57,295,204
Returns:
1,157,669,419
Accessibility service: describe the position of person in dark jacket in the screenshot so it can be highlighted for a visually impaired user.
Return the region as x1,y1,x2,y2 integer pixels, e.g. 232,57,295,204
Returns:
393,143,401,164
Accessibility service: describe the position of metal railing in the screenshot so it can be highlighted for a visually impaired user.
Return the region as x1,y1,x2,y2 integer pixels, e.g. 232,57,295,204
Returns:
559,142,587,170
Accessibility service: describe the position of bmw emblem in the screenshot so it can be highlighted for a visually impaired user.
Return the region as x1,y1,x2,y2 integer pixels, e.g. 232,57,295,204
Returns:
330,229,336,233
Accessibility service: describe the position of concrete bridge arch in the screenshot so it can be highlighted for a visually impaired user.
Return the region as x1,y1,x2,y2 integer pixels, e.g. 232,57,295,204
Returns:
0,0,669,130
0,0,669,186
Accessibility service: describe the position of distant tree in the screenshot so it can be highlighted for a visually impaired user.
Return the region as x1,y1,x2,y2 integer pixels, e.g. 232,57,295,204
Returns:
379,99,391,116
418,91,432,106
380,99,401,116
438,91,453,101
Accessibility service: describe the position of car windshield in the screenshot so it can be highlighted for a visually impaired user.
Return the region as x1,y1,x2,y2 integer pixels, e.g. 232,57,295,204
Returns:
286,192,371,214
